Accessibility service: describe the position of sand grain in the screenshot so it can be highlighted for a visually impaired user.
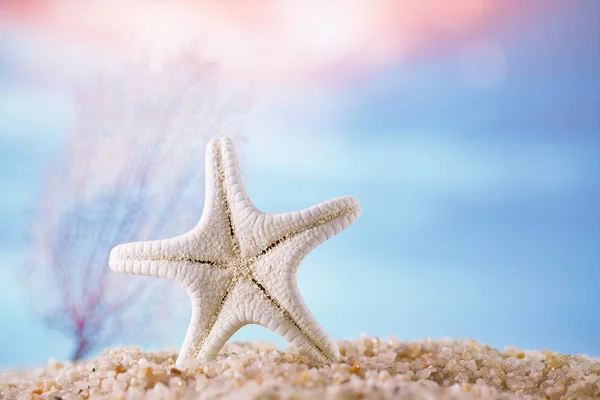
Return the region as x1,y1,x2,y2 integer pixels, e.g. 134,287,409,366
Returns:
1,336,599,399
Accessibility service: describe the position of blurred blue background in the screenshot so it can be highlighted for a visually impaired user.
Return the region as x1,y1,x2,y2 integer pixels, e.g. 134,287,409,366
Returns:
0,1,598,368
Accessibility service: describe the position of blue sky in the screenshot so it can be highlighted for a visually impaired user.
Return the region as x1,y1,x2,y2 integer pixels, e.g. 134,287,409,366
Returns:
0,2,599,369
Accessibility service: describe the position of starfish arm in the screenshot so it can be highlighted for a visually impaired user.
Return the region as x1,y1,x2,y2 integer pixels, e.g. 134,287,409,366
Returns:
213,137,264,257
249,255,341,363
244,201,361,362
197,277,338,363
189,277,248,362
173,267,236,366
189,137,249,259
217,137,256,219
108,231,227,278
244,195,361,257
107,138,246,273
246,273,340,363
108,239,186,278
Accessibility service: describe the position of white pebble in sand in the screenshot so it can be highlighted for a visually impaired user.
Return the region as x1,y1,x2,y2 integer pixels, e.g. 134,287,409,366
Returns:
1,336,599,399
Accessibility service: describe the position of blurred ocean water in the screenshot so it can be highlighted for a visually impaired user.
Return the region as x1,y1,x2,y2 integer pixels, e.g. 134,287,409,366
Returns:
0,1,598,368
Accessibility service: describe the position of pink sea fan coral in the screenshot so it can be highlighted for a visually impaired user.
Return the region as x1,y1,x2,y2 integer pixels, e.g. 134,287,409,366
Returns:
26,51,245,360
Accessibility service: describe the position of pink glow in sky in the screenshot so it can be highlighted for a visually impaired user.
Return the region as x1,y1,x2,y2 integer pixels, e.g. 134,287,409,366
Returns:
1,1,517,83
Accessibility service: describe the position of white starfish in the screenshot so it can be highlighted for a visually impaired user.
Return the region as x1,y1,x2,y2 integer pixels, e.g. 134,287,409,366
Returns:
109,137,361,366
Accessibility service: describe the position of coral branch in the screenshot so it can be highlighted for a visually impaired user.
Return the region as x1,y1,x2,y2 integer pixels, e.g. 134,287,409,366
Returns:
25,50,242,360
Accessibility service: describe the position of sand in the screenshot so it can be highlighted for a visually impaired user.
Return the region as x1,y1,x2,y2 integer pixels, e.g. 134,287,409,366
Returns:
1,336,599,399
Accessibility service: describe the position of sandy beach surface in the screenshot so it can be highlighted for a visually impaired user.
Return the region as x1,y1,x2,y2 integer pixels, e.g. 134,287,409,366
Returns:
1,336,599,399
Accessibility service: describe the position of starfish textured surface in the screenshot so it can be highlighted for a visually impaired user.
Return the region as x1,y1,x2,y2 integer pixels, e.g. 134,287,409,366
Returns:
109,137,361,367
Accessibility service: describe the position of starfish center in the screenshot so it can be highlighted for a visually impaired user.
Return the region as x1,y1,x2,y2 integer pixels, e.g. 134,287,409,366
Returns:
229,257,253,279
